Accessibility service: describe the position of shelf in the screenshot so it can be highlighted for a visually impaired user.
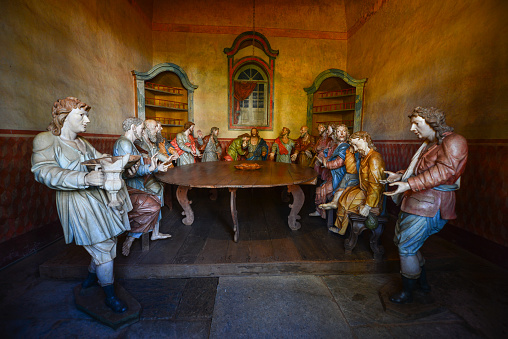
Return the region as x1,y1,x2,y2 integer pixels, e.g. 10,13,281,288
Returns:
312,102,355,114
317,88,355,99
315,119,354,128
145,82,184,95
153,117,184,126
145,97,188,111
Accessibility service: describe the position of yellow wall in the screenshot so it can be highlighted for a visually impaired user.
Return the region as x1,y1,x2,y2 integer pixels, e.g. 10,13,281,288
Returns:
346,0,508,140
151,0,348,139
0,0,153,134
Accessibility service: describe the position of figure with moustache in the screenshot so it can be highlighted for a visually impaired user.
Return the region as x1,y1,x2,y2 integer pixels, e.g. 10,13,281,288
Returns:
142,119,179,165
310,124,359,218
32,97,133,313
331,131,385,236
198,127,222,162
312,123,333,180
384,107,467,304
113,117,172,256
291,126,316,167
171,121,203,166
246,127,268,161
269,127,295,163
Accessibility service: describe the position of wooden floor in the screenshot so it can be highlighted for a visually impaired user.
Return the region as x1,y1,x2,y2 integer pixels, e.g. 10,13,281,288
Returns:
40,186,459,279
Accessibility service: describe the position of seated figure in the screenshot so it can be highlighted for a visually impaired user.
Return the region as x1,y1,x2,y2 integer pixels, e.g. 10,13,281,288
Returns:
291,125,315,167
225,133,250,161
246,127,268,160
310,124,358,218
113,117,173,256
269,127,295,163
330,131,385,235
198,127,222,162
170,122,203,166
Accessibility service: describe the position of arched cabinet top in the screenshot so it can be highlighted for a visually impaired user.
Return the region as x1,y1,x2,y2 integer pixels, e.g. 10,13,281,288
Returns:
132,63,198,91
304,69,367,94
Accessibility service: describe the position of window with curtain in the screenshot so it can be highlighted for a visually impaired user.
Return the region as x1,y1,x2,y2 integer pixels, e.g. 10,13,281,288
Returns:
234,64,268,126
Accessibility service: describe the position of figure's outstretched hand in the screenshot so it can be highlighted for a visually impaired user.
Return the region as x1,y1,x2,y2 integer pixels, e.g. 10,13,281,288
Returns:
148,153,159,172
304,150,313,158
383,181,411,196
383,170,403,183
291,153,298,162
85,170,105,187
157,162,171,172
268,152,275,161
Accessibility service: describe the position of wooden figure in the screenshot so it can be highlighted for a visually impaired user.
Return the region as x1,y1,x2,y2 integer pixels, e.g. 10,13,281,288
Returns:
198,127,222,162
170,122,203,166
330,131,385,235
291,126,316,167
113,117,172,256
269,127,295,163
225,133,250,161
384,107,468,304
32,97,133,313
246,127,269,160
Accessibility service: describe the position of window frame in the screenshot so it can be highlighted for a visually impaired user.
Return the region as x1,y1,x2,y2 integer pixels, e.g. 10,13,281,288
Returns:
224,31,279,131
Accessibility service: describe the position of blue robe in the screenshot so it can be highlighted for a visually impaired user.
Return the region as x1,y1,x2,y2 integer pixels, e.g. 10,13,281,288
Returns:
247,138,268,161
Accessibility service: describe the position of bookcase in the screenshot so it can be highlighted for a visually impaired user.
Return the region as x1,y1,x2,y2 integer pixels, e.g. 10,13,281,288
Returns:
304,69,367,135
132,63,198,141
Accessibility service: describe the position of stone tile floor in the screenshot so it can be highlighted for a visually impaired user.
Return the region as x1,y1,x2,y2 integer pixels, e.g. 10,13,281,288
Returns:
0,239,507,338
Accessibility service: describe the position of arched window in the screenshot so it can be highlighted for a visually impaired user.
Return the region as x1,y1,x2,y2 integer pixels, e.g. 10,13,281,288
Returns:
234,64,268,126
224,31,279,131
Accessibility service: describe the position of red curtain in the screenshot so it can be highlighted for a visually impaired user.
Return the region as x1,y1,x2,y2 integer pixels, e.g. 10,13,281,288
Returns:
233,81,257,124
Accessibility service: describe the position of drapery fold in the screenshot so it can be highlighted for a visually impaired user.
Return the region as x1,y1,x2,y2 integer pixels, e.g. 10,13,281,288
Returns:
233,81,257,124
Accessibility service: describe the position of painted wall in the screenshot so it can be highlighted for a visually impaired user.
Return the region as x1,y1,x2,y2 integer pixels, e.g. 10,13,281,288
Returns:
346,0,508,140
151,0,348,139
0,0,153,134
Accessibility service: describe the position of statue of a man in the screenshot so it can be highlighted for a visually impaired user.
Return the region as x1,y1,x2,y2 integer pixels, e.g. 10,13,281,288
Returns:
312,123,333,180
331,131,385,235
225,133,250,161
310,124,357,218
269,127,295,163
384,107,468,304
291,126,315,166
113,117,172,256
171,121,203,166
32,97,132,313
198,127,222,162
143,119,179,164
246,127,268,160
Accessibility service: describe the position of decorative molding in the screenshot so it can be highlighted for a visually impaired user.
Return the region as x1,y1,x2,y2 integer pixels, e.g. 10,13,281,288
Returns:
153,23,347,41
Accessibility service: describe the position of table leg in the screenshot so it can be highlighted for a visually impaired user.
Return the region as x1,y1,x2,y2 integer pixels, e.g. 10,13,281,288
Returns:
287,184,304,231
229,188,239,242
176,186,194,225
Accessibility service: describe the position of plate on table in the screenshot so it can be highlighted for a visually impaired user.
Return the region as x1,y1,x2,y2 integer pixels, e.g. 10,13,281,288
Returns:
234,163,262,170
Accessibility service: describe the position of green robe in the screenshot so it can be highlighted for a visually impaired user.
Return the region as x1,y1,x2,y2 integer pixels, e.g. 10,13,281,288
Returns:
227,138,247,161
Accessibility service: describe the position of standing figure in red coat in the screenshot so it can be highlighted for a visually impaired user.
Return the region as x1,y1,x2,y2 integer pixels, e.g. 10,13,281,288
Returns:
384,107,468,304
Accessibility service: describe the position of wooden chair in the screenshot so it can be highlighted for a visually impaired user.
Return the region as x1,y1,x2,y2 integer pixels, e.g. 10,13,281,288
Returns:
344,213,387,261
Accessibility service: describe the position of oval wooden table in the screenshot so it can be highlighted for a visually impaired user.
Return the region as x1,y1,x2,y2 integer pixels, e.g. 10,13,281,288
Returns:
156,161,318,242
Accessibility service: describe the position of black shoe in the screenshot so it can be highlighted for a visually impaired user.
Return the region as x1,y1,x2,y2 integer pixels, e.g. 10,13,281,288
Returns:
417,265,431,293
389,276,417,304
103,284,128,313
81,272,98,289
